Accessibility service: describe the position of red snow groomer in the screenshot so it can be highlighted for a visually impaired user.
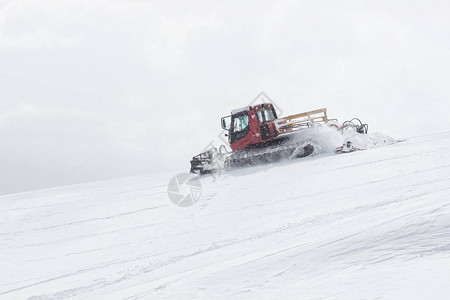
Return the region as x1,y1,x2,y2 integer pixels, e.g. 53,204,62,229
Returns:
190,103,368,174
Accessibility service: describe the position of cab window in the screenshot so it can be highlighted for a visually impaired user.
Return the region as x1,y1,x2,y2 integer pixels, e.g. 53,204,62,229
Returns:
232,114,249,133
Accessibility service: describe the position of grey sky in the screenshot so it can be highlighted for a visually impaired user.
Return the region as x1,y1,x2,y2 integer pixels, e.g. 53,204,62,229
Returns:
1,0,449,195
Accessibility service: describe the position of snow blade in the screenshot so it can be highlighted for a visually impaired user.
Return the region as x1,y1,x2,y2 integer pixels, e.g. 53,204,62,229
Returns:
190,150,214,175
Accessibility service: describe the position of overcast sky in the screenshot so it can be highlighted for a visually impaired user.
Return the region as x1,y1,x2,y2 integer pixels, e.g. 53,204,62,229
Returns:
1,0,449,195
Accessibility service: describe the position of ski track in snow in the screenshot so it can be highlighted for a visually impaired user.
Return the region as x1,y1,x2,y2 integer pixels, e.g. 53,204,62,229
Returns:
1,131,450,299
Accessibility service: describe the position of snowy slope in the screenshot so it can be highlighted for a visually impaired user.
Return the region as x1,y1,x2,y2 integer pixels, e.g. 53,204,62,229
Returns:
1,131,450,299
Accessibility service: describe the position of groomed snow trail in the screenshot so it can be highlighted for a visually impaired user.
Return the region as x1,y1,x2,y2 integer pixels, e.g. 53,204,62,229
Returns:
1,131,450,299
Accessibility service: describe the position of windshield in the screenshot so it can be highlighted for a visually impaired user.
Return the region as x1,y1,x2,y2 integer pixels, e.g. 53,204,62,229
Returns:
256,108,276,123
264,109,276,122
256,111,263,123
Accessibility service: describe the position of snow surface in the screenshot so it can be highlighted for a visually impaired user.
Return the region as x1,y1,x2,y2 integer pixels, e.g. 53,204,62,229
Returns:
1,131,450,299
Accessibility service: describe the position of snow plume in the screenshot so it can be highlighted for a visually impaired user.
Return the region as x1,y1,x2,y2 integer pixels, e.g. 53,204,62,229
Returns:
289,125,398,156
342,130,399,150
